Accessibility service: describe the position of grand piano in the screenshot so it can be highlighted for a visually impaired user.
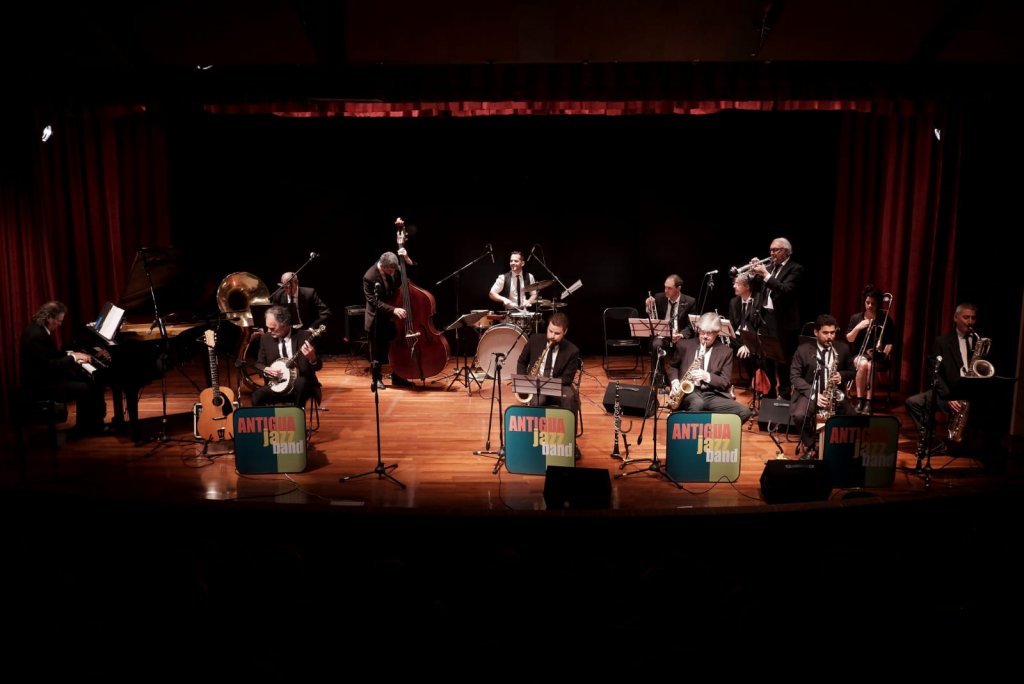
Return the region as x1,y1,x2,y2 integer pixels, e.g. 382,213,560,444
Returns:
80,247,213,442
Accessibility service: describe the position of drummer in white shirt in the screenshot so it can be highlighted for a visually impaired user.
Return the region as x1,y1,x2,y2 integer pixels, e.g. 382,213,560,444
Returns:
489,250,539,313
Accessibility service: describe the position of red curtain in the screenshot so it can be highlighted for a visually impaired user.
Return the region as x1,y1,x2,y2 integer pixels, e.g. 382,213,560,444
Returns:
0,106,171,412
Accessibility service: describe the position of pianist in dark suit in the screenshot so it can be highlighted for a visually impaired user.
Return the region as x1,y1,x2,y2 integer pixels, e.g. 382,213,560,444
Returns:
19,301,108,436
270,272,331,330
251,305,322,408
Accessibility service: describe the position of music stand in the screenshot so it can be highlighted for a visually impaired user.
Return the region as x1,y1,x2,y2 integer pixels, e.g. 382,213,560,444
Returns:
444,311,487,394
943,374,1015,472
629,317,670,385
510,373,563,406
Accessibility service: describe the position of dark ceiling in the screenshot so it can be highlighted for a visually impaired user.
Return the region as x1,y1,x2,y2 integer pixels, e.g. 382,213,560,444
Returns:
4,0,1021,102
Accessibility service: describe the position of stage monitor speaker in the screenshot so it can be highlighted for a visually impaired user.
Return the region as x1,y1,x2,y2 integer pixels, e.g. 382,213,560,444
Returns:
602,383,656,418
758,398,794,432
544,466,612,510
759,460,832,504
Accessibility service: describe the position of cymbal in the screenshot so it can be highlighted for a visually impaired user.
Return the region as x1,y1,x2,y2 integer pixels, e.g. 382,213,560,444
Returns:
522,279,554,294
536,299,568,309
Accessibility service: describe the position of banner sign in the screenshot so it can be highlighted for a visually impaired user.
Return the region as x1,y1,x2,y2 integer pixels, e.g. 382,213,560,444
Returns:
665,412,742,483
504,406,576,475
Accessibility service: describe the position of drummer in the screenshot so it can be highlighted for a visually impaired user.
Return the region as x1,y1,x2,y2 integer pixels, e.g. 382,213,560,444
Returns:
489,249,540,313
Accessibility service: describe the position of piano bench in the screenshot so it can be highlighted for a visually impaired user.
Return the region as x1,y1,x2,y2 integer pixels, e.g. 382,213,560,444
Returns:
11,392,68,452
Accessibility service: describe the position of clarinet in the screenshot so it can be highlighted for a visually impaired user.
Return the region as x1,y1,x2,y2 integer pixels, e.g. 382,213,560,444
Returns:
610,382,633,459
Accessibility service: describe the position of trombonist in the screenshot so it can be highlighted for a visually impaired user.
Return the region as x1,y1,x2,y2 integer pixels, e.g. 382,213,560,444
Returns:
746,237,803,400
846,285,896,415
644,274,695,385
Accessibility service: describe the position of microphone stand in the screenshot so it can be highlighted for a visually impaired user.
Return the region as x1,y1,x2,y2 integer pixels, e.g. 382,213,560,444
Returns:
527,246,581,308
473,351,507,473
616,347,681,488
436,245,492,392
340,361,405,489
268,251,320,302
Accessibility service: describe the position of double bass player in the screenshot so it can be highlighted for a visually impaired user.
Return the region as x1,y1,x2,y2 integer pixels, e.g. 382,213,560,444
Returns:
363,250,415,389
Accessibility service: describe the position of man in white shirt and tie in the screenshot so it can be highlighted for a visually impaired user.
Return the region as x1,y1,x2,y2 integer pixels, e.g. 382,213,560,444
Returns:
489,250,538,313
252,305,322,407
747,237,804,400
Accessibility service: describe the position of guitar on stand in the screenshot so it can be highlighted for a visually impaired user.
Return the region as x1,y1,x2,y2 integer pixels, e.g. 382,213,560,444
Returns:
197,329,237,441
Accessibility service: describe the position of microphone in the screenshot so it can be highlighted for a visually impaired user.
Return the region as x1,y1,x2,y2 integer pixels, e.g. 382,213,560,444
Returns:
705,269,719,276
374,282,381,296
310,252,320,259
526,244,537,264
487,243,494,264
933,355,943,372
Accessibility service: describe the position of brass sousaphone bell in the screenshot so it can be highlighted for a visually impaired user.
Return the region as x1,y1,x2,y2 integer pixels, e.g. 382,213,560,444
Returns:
216,272,272,390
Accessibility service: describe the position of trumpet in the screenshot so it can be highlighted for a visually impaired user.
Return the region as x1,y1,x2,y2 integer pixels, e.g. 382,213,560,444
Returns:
729,257,772,277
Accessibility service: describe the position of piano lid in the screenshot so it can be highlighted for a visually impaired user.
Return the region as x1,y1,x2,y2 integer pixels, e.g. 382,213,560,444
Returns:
119,246,215,319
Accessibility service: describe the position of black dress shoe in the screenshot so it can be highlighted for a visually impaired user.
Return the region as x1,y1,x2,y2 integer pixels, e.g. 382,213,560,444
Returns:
389,374,415,388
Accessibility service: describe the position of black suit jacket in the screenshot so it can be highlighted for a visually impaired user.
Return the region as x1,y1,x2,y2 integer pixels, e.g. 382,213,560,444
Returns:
651,293,696,339
790,340,855,400
666,338,733,396
727,295,761,351
257,328,323,382
270,286,331,329
752,259,803,333
19,322,80,389
932,331,973,400
362,263,404,333
517,334,581,387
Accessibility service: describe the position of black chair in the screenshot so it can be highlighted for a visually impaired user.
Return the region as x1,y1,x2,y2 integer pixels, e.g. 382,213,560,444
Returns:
602,307,642,378
305,384,322,437
344,304,369,364
11,386,67,453
574,357,585,438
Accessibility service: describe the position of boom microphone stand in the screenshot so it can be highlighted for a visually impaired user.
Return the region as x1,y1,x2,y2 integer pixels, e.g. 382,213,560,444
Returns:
436,244,493,392
616,347,681,488
340,361,405,489
473,352,507,473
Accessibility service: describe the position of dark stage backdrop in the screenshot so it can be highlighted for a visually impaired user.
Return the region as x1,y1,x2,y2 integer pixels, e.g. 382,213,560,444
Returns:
167,110,839,357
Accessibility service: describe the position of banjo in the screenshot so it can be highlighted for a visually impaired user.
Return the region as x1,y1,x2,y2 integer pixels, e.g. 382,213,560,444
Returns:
264,325,326,393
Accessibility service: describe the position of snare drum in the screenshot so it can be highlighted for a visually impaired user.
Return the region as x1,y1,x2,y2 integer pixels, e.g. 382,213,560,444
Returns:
475,324,528,378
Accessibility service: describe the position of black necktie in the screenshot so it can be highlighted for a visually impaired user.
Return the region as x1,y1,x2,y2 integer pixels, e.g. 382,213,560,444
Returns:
817,348,827,393
544,344,555,377
967,333,976,356
771,264,781,278
517,275,523,307
280,339,287,359
742,301,749,322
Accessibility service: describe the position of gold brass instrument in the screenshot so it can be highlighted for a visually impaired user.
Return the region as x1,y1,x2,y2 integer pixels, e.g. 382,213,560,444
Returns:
217,272,272,391
668,345,705,410
847,292,893,394
948,333,993,442
728,256,772,277
516,341,552,405
816,344,842,429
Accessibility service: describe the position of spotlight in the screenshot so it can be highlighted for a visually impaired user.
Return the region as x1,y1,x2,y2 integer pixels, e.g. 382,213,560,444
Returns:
933,128,942,141
40,125,53,142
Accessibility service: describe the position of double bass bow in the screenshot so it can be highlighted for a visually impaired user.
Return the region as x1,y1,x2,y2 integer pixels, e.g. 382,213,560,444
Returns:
388,218,450,382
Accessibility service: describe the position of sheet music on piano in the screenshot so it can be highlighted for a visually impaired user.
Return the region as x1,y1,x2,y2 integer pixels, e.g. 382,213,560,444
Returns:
93,301,126,343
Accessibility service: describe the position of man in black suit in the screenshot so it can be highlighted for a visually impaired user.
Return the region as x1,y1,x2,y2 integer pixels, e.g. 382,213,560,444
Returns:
362,249,414,389
19,301,108,436
727,273,761,387
252,305,322,408
516,311,581,411
644,274,696,384
789,314,856,459
666,312,752,422
270,272,331,331
905,302,981,455
747,237,803,399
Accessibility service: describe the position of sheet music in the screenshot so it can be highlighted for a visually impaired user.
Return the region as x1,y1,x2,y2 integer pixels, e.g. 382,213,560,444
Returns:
95,302,126,342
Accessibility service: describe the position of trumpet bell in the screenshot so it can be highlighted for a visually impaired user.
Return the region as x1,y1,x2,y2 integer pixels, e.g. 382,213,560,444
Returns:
217,272,271,327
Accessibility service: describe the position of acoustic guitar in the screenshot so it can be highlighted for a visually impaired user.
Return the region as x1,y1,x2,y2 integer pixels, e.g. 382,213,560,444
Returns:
197,329,237,440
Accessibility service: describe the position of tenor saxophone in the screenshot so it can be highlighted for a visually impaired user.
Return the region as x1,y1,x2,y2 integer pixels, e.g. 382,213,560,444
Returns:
668,346,705,410
516,341,551,405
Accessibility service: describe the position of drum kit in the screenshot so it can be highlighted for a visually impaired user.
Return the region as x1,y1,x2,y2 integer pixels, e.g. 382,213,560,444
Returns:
469,278,568,378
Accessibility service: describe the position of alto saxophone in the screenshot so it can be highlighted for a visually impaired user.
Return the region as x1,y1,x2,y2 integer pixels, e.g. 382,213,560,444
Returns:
816,345,843,428
948,334,993,442
668,346,705,410
610,382,632,459
516,341,552,405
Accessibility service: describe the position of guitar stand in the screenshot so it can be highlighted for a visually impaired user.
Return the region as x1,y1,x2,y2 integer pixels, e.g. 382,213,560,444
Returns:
340,361,405,489
616,348,681,488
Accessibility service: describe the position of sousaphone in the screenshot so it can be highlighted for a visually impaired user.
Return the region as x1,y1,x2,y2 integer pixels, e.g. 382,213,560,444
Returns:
216,272,271,391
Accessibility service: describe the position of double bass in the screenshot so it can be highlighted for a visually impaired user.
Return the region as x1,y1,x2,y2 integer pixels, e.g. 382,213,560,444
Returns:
388,218,450,382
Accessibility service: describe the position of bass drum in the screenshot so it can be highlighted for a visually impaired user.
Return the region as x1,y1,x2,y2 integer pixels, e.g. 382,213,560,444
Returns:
475,324,528,379
240,329,266,392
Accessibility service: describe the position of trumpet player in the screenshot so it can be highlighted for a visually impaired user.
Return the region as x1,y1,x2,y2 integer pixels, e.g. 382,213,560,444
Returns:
747,237,803,400
666,313,752,422
644,274,695,385
515,312,580,410
905,303,982,456
845,285,896,415
789,314,856,460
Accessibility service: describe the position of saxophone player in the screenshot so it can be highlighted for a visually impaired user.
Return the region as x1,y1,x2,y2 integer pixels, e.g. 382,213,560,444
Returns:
666,313,752,422
905,303,981,456
515,312,581,410
789,314,856,460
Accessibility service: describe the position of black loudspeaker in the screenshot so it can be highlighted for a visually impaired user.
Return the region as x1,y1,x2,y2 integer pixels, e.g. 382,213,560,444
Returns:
759,460,833,504
544,466,612,510
758,398,794,432
602,383,656,418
